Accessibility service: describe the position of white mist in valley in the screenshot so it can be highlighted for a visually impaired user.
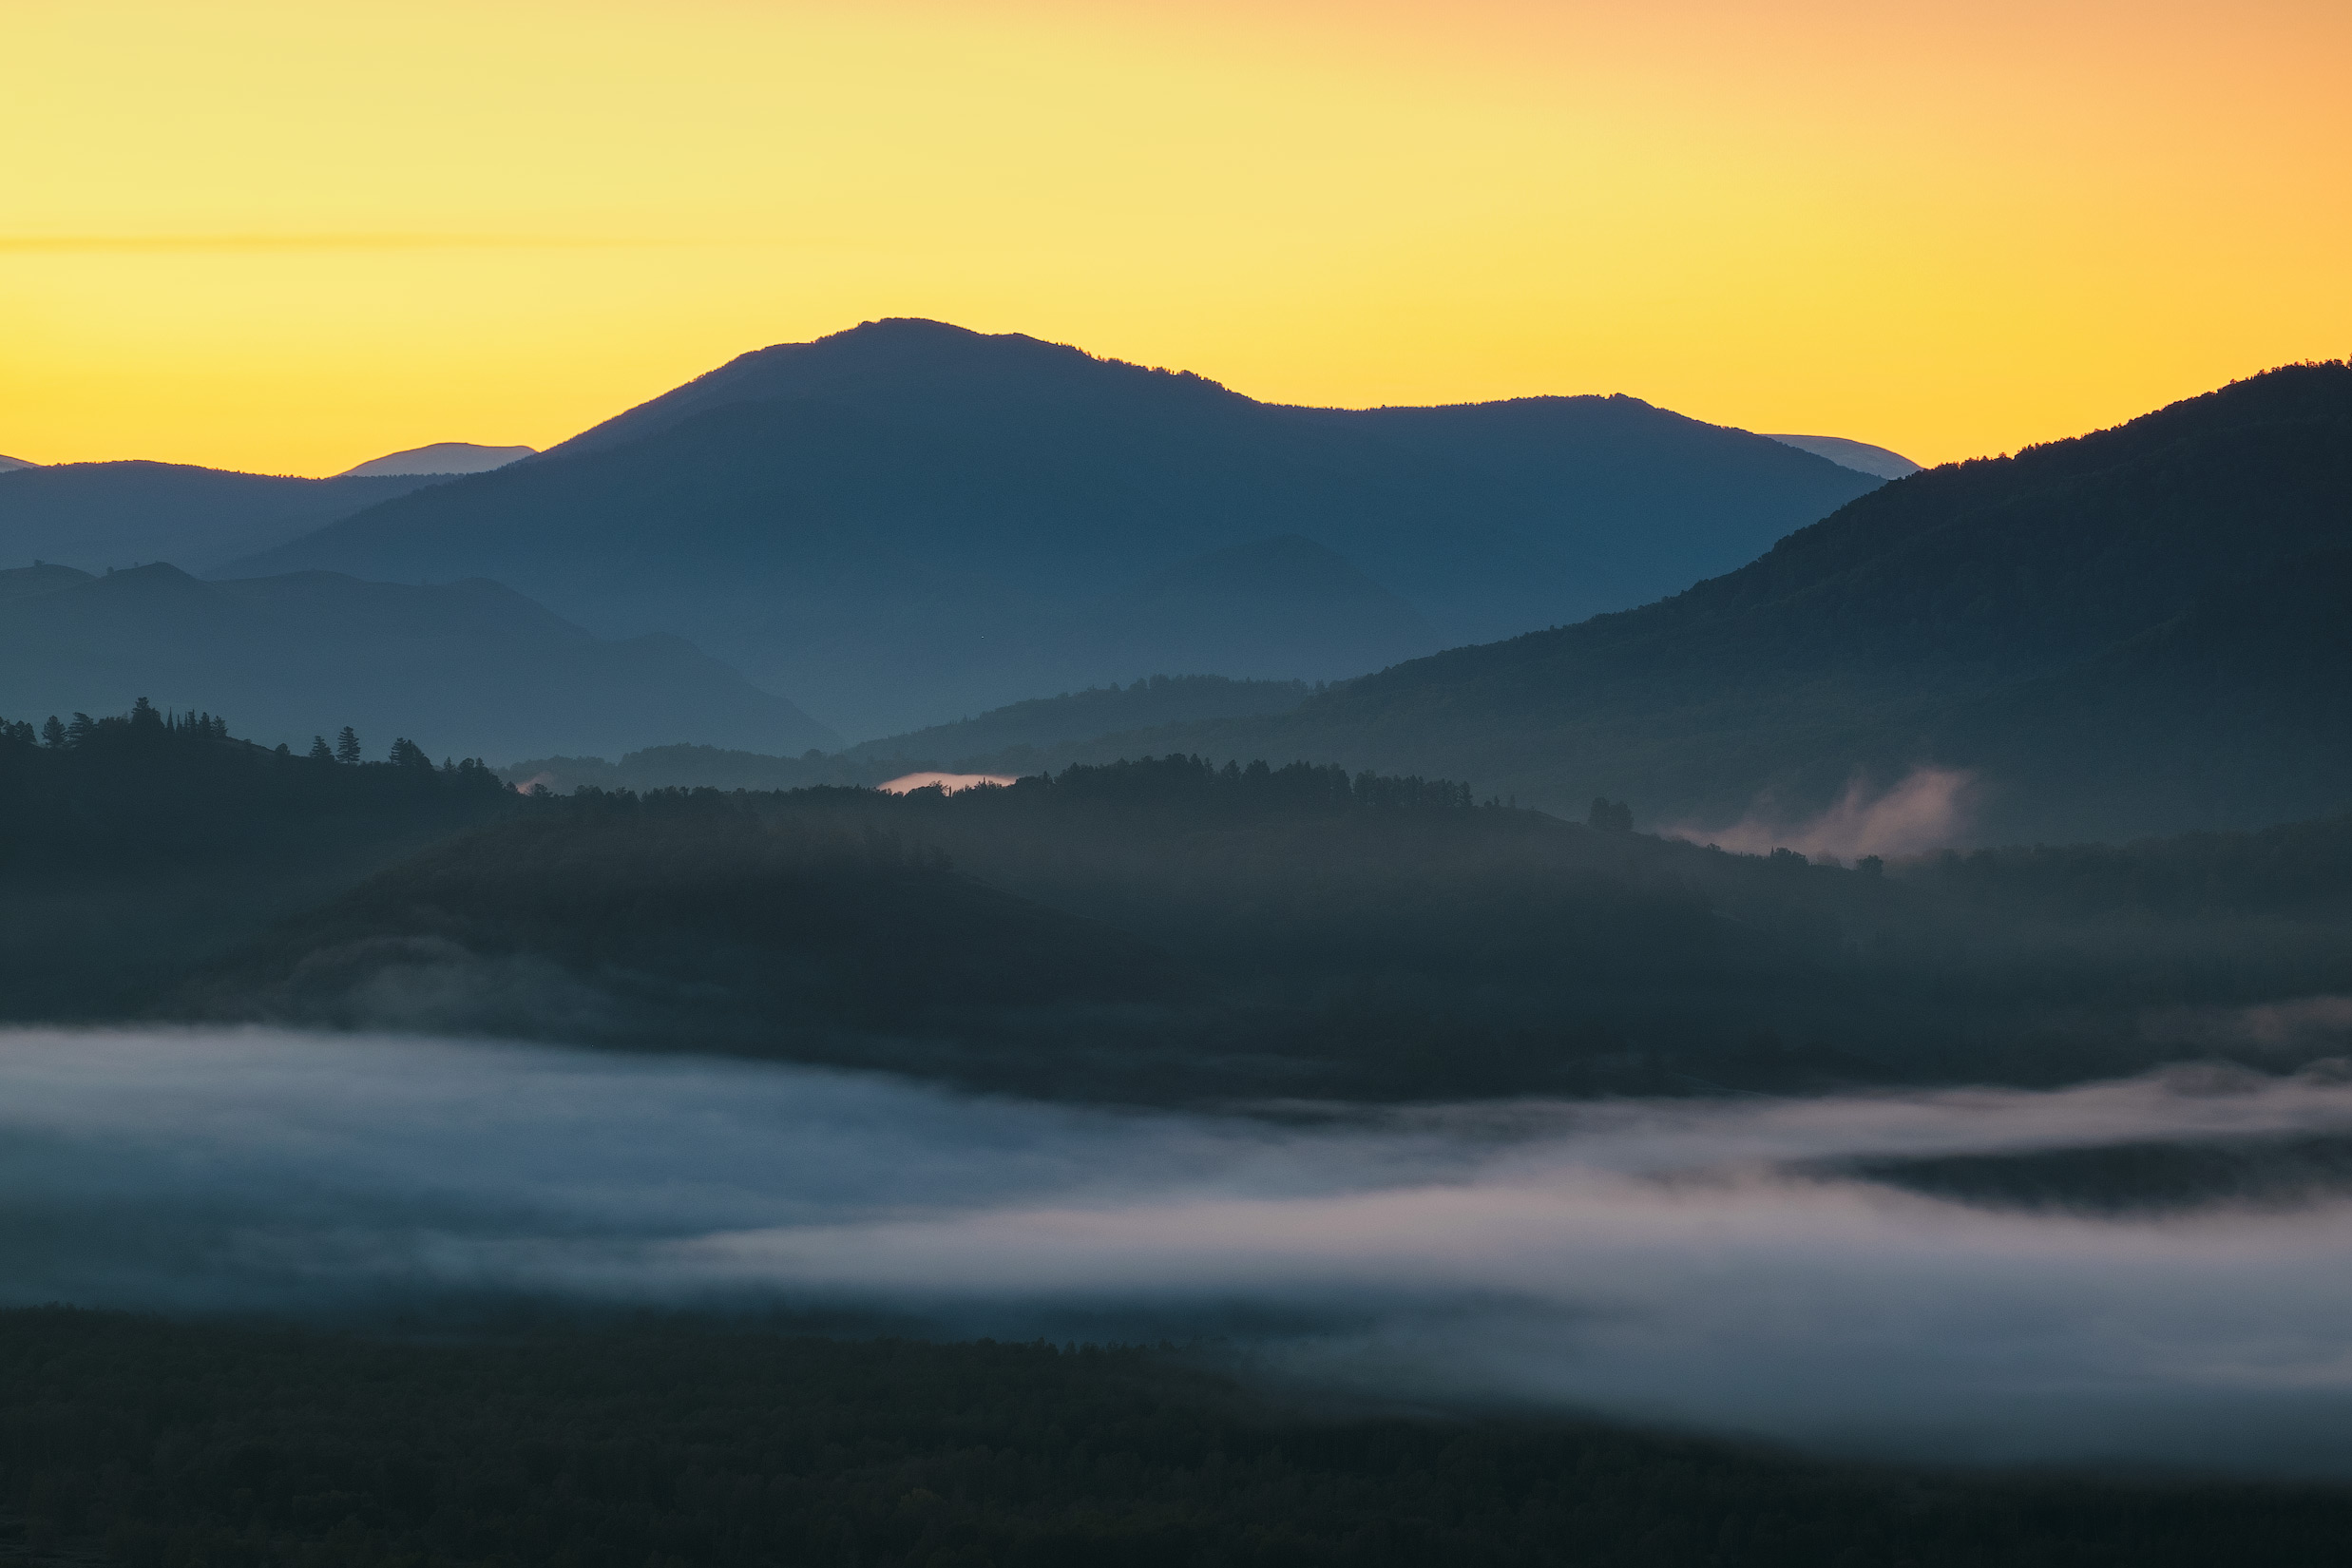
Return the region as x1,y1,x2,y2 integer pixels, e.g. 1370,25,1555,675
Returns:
1670,765,1978,860
10,1026,2352,1473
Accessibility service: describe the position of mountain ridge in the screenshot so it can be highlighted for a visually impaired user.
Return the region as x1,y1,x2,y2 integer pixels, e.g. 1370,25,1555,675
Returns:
223,317,1883,736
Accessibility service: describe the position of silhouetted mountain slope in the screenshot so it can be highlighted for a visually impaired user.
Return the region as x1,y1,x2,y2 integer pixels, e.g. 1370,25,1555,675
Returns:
1094,363,2352,843
227,318,1880,735
0,453,34,472
0,564,836,762
1922,546,2352,840
1084,535,1433,680
0,460,449,574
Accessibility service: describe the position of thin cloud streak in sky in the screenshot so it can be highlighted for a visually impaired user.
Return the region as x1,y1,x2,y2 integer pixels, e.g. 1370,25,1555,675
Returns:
0,234,738,254
10,1028,2352,1471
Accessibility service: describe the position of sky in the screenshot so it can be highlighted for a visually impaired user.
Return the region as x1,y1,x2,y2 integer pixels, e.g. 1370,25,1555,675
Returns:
4,0,2346,475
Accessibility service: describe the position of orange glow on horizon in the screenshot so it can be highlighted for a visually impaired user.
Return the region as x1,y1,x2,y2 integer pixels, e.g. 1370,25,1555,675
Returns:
4,0,2346,474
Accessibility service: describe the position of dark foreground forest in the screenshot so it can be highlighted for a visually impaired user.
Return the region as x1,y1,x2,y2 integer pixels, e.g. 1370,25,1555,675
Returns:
5,1310,2351,1568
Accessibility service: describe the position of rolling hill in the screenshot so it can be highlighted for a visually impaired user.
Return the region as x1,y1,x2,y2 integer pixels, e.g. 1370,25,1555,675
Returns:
1763,433,1921,479
0,563,837,762
338,441,535,477
224,317,1882,736
1070,363,2352,845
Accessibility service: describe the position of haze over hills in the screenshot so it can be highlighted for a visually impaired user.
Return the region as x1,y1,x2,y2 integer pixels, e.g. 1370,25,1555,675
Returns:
1025,363,2352,845
0,563,837,761
337,441,536,478
0,453,34,472
500,674,1318,794
0,461,454,575
226,317,1883,736
1763,433,1921,480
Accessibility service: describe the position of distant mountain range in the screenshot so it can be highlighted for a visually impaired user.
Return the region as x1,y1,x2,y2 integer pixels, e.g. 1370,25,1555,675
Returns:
1053,363,2352,844
0,453,33,473
0,564,836,761
337,442,535,478
0,462,455,575
224,318,1884,736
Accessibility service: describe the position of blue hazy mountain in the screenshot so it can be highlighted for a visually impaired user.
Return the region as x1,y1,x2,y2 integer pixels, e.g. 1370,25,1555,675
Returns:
0,460,454,575
225,317,1881,736
336,442,536,478
0,563,836,762
1762,433,1921,479
1079,362,2352,842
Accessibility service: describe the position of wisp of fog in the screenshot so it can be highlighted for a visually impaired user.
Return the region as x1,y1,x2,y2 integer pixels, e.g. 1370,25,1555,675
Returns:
10,1027,2352,1474
1669,765,1978,860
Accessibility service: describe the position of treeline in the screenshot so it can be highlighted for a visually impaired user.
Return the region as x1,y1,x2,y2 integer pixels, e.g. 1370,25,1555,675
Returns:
955,753,1479,817
0,702,519,1021
17,720,2352,1100
0,696,504,780
6,1310,2351,1568
173,755,2352,1100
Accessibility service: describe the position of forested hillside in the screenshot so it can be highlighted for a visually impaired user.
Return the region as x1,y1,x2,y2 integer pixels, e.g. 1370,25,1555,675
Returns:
16,710,2352,1100
0,701,518,1018
180,754,2352,1101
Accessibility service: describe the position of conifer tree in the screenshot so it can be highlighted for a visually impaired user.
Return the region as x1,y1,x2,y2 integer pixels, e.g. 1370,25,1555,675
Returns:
335,727,363,765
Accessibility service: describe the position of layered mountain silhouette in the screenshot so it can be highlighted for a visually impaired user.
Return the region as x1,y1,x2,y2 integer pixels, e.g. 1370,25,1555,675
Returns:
225,318,1881,736
0,453,34,472
842,674,1313,764
1762,433,1920,480
0,564,836,761
1057,363,2352,844
337,442,535,478
0,461,454,575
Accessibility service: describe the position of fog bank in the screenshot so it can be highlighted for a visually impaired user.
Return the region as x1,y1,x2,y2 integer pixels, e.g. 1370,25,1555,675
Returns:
10,1027,2352,1472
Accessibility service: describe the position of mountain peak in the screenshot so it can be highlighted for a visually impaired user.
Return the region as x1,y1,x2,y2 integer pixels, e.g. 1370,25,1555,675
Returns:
542,318,1240,461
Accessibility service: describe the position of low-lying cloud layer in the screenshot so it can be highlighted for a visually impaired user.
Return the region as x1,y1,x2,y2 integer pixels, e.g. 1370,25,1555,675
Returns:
10,1027,2352,1473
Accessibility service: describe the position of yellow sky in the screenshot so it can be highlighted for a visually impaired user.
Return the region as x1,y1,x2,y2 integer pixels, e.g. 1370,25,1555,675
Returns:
4,0,2345,474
